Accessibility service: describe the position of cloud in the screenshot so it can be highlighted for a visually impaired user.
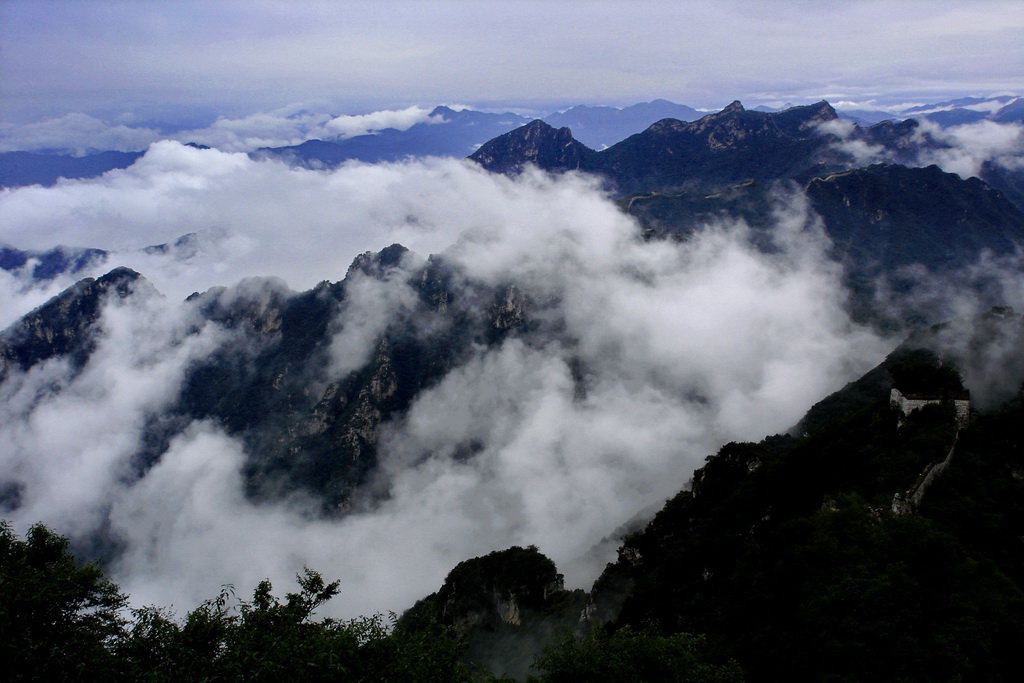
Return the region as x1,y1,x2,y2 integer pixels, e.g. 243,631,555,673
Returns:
327,266,423,378
0,151,921,621
818,118,889,166
914,119,1024,177
821,116,1024,178
872,250,1024,337
0,282,226,538
0,112,162,154
0,142,479,321
322,106,441,139
0,106,441,155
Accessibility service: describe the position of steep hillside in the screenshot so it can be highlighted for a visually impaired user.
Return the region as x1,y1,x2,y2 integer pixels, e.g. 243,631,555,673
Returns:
410,313,1024,681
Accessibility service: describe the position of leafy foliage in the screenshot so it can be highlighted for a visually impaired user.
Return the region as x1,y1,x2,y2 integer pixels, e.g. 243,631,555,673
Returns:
593,380,1024,682
2,522,476,682
532,628,744,683
1,521,127,681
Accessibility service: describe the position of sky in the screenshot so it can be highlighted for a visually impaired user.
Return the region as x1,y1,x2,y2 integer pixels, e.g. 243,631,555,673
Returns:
2,0,1022,125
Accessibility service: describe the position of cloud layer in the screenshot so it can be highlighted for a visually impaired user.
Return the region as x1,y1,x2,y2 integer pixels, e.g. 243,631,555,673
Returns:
0,106,441,154
1,149,902,618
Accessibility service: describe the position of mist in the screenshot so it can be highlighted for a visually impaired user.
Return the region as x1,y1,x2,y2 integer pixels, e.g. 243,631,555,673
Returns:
3,141,1016,620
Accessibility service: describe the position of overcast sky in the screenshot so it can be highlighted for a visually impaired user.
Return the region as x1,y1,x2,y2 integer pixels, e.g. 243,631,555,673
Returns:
2,0,1022,124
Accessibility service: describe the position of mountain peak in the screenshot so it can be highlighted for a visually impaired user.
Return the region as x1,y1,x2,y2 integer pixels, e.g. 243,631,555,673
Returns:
802,99,839,120
469,119,593,174
721,100,745,114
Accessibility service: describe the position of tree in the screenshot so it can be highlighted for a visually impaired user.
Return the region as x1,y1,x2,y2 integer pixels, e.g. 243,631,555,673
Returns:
533,628,744,683
0,521,127,681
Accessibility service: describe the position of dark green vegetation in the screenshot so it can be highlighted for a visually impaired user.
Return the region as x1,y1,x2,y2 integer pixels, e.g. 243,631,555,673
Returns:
591,397,1024,681
2,524,741,681
533,629,744,683
1,520,475,682
597,359,1023,681
403,546,589,680
394,341,1024,682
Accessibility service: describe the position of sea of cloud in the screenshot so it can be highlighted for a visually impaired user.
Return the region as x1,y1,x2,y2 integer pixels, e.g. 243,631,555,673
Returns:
0,105,443,155
0,136,1017,620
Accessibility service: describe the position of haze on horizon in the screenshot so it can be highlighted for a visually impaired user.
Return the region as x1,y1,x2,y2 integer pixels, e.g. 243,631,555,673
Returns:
1,0,1022,127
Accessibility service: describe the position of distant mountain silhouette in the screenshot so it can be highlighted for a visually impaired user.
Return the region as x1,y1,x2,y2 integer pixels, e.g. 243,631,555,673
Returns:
541,99,702,149
0,150,143,188
473,101,846,193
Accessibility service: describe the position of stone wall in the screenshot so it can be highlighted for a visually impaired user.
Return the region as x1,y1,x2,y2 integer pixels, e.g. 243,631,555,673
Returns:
890,388,970,429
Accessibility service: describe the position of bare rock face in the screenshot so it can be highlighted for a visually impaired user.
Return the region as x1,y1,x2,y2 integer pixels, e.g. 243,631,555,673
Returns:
0,267,144,380
401,545,586,680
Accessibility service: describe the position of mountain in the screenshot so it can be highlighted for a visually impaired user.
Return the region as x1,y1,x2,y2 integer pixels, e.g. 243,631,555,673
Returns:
541,99,702,149
0,244,109,280
901,95,1019,115
468,119,595,175
0,267,142,382
805,163,1024,272
588,314,1024,681
268,100,710,169
403,545,587,679
594,100,842,193
0,245,542,512
901,95,1024,126
993,97,1024,124
403,310,1024,680
835,108,898,126
258,106,532,167
473,101,846,194
0,150,144,188
472,102,1024,329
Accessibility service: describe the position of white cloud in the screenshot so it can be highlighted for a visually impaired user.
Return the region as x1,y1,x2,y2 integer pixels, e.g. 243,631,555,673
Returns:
0,112,161,154
322,106,441,139
915,119,1024,177
0,283,226,537
0,150,905,618
820,116,1024,178
0,106,441,155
